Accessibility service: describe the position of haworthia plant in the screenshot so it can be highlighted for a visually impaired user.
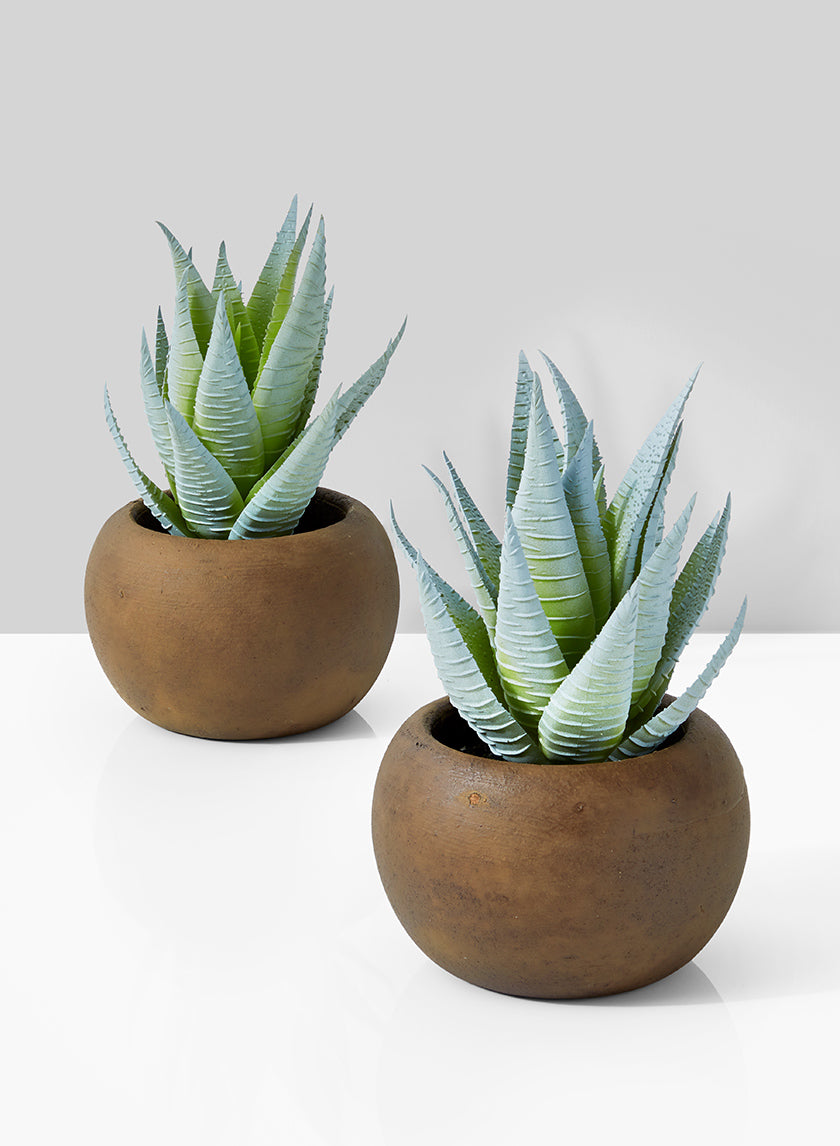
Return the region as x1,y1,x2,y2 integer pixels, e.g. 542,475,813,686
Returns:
106,197,405,539
393,354,746,764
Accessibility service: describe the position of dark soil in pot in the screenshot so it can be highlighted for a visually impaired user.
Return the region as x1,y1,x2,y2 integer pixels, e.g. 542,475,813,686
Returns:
85,487,399,739
372,696,749,999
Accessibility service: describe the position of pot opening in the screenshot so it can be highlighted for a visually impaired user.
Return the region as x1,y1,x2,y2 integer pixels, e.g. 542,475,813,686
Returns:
130,488,348,537
430,701,687,764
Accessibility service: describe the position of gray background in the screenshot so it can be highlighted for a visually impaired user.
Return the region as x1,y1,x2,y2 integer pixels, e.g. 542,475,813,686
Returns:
3,0,837,634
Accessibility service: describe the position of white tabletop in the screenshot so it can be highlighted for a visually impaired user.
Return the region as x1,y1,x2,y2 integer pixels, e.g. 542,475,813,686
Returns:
1,632,837,1145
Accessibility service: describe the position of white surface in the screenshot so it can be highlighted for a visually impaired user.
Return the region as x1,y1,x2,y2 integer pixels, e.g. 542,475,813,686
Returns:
1,633,838,1145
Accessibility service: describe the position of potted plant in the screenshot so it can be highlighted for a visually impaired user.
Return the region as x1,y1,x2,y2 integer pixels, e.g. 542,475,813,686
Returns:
86,197,405,739
372,352,748,998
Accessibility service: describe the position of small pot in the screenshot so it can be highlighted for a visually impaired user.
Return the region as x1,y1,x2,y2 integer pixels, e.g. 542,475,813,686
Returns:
85,487,399,739
372,696,749,999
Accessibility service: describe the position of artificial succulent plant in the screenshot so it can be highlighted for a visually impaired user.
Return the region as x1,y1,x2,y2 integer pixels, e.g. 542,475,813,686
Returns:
393,353,746,764
106,196,405,538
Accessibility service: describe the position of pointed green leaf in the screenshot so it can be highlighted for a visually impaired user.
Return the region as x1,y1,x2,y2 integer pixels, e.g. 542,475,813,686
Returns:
333,317,406,444
505,352,535,508
415,553,544,763
192,295,264,498
139,329,175,487
211,241,261,387
167,269,204,423
512,381,595,664
293,286,334,440
610,598,747,759
391,505,502,699
540,351,602,471
154,308,168,395
246,196,298,348
259,205,314,370
104,387,190,536
157,223,215,353
538,587,639,762
229,388,339,538
252,216,326,467
637,422,682,572
424,465,497,638
443,452,501,592
166,402,244,538
562,423,612,628
494,512,569,735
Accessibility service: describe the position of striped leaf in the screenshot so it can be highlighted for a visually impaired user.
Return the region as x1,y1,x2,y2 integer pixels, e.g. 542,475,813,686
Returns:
166,402,244,538
443,452,501,591
252,216,326,467
104,387,190,536
636,422,683,571
246,196,298,349
611,598,747,759
154,308,168,394
192,296,264,498
415,553,544,763
512,381,595,663
561,423,612,629
293,286,334,439
538,586,639,762
333,317,406,444
212,241,261,387
229,389,340,539
139,329,175,488
494,512,568,735
157,223,215,353
258,205,314,370
540,351,602,471
167,269,204,423
505,352,535,508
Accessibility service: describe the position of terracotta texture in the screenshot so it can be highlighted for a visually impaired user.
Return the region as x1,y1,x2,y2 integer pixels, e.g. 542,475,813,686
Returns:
85,488,399,739
372,697,749,999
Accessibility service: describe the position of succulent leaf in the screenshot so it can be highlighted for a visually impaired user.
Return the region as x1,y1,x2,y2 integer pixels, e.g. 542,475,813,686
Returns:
229,388,340,538
104,387,189,536
246,196,298,348
139,329,176,487
610,597,747,759
167,269,204,423
192,295,265,497
637,422,683,572
212,242,261,387
505,352,535,508
252,216,327,467
157,223,215,353
512,381,595,663
494,512,569,735
259,205,314,370
538,586,639,762
415,553,544,763
443,453,501,591
540,351,602,471
166,402,245,538
154,308,169,394
333,317,407,444
561,423,612,628
293,286,334,439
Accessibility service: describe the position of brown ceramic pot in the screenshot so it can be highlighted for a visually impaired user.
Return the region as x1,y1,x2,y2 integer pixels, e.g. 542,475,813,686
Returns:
372,696,749,999
85,487,399,739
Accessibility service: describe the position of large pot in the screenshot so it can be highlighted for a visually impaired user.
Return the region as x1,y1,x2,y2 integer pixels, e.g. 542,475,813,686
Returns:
85,487,399,739
372,696,749,999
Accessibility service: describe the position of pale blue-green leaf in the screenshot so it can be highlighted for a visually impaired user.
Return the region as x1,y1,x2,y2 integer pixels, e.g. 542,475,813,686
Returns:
443,452,501,591
211,241,261,387
610,598,747,759
293,286,333,439
561,423,612,628
229,388,339,538
415,554,544,763
540,351,603,470
424,466,497,638
391,506,502,699
103,387,189,536
246,196,298,349
333,317,406,444
637,423,682,571
157,223,215,353
167,269,204,423
512,381,594,663
154,308,168,395
629,495,695,705
252,216,326,467
538,587,639,762
192,296,264,498
605,372,696,599
494,511,569,735
140,329,176,488
259,205,314,370
505,352,535,508
593,463,606,520
630,497,731,721
166,402,244,538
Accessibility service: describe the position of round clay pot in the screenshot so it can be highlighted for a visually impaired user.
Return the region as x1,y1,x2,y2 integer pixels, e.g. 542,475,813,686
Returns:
372,696,749,999
85,487,399,739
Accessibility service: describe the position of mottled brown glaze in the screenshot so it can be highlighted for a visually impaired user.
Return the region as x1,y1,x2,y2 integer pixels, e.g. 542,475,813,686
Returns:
372,697,749,999
85,488,399,739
